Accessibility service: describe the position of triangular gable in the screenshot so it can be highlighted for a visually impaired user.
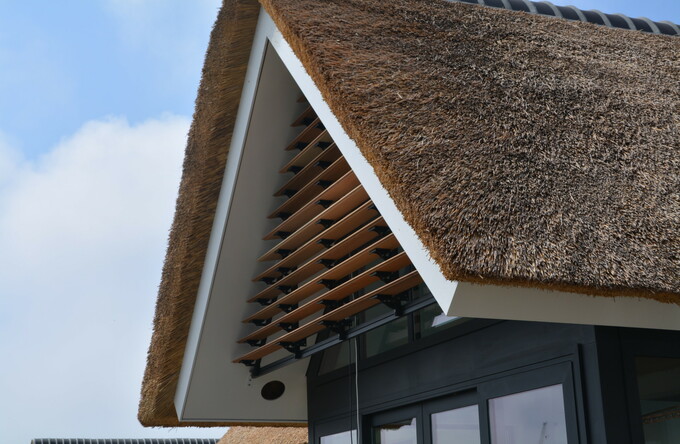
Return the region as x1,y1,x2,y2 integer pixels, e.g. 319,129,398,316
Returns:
140,0,680,427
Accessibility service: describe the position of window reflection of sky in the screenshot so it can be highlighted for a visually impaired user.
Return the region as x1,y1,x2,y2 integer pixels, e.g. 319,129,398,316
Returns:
489,385,568,444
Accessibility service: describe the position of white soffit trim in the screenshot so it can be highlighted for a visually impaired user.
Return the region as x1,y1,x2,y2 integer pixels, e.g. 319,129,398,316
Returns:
267,17,460,315
267,13,680,331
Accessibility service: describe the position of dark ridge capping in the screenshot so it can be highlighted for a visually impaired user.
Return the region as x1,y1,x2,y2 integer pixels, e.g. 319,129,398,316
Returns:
448,0,680,36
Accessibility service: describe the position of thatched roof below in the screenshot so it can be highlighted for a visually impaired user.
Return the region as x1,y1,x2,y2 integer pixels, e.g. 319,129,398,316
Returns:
218,427,308,444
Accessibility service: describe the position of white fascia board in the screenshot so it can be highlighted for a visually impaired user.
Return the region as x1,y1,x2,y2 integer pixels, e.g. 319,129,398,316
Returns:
267,14,680,332
451,282,680,331
267,18,460,315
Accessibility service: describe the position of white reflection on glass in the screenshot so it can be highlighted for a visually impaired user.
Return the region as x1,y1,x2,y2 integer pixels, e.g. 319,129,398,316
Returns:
489,384,568,444
432,404,480,444
320,429,358,444
375,417,417,444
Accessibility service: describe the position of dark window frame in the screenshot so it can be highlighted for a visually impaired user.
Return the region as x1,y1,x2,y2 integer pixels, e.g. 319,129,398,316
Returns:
619,329,680,444
364,361,581,444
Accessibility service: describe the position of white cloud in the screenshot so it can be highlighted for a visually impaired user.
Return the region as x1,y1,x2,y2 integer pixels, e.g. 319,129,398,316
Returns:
0,115,226,442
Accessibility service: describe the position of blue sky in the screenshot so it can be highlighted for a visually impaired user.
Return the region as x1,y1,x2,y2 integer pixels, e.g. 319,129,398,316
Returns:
0,1,678,443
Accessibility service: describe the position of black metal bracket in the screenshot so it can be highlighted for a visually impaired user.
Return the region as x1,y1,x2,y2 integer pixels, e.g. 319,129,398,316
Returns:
276,212,291,220
260,276,277,285
318,299,341,310
287,165,302,174
315,122,325,130
369,225,391,237
275,231,291,239
240,359,259,368
319,279,340,289
276,249,293,258
318,296,350,310
278,303,298,313
282,189,297,197
277,285,297,294
245,339,266,347
277,266,296,276
321,319,352,340
316,141,332,149
372,271,400,283
317,238,335,248
316,160,332,169
371,248,399,260
279,322,299,332
294,141,307,150
316,179,333,188
251,318,272,326
317,219,335,229
255,297,277,306
316,199,334,209
373,292,410,315
318,258,336,269
279,339,307,358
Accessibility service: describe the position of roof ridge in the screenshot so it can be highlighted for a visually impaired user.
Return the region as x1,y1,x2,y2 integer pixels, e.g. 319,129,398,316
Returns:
447,0,680,36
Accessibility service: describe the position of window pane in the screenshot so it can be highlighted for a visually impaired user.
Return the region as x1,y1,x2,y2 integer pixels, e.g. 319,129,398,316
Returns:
416,302,461,338
318,341,354,375
363,315,409,358
374,417,417,444
432,404,480,444
636,357,680,443
489,384,568,444
321,429,358,444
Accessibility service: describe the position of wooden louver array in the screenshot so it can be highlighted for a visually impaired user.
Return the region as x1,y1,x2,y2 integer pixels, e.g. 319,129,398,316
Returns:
234,102,424,365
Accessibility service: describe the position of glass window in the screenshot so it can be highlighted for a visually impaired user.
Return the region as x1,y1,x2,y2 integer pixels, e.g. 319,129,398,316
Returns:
318,341,354,375
489,384,568,444
431,404,480,444
374,417,417,444
320,429,358,444
363,314,409,358
636,357,680,443
415,303,461,339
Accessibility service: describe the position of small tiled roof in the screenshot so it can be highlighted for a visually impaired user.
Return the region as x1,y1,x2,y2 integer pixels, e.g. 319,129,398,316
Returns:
217,427,308,444
449,0,679,35
31,440,219,444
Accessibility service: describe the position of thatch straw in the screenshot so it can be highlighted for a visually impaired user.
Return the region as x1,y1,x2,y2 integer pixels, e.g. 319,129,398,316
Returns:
140,0,680,428
138,0,261,427
261,0,680,302
217,427,308,444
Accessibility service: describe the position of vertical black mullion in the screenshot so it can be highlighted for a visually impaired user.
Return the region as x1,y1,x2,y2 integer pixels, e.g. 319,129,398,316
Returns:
570,345,589,444
417,403,426,444
479,393,491,444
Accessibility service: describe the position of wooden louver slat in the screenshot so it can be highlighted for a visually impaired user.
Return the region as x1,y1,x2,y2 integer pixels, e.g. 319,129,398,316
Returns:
264,183,367,241
252,216,387,284
240,251,411,344
259,199,378,262
290,106,317,127
279,130,332,174
274,144,342,197
237,96,431,368
235,271,423,363
245,233,401,322
267,157,351,220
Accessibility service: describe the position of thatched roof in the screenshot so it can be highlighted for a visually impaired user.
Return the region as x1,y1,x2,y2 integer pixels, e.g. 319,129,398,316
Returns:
140,0,680,427
217,427,308,444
